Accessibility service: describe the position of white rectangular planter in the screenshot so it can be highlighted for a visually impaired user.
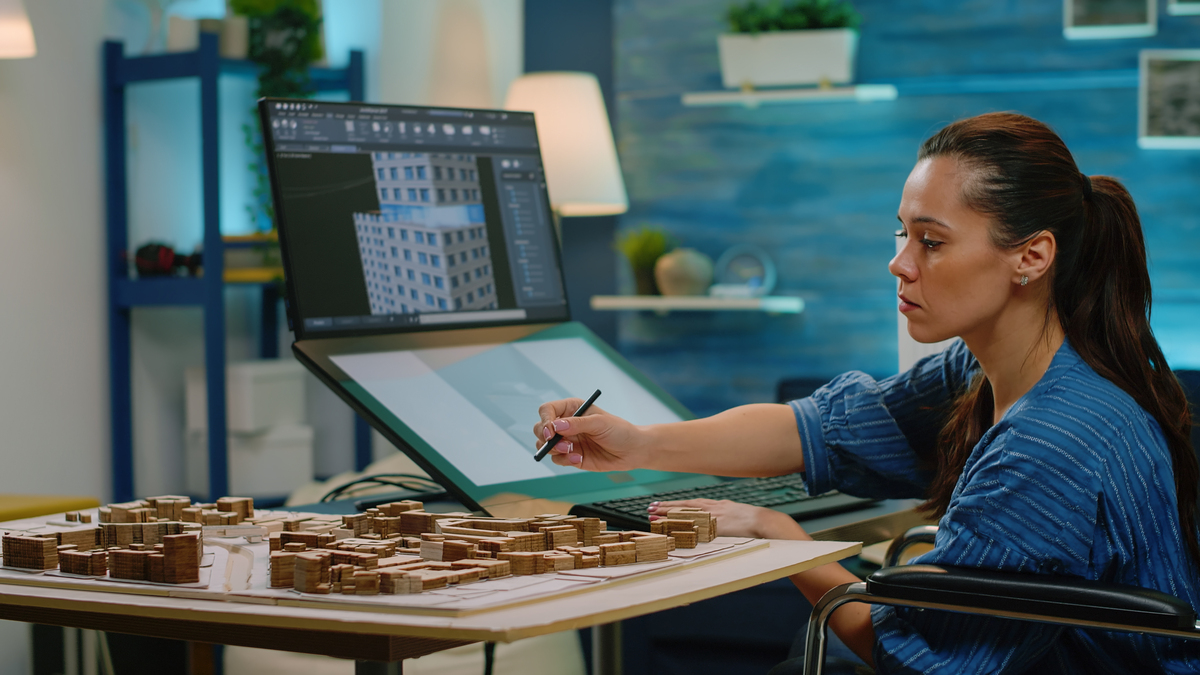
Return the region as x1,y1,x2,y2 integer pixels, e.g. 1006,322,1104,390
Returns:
718,28,858,89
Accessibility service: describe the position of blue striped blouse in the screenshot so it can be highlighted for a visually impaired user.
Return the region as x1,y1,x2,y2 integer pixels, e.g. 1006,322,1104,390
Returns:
791,339,1200,674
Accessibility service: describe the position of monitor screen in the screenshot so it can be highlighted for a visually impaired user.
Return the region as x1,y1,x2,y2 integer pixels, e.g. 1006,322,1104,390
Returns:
259,98,570,339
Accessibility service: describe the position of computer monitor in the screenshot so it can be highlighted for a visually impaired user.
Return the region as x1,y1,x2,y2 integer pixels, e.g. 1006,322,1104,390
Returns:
259,99,571,339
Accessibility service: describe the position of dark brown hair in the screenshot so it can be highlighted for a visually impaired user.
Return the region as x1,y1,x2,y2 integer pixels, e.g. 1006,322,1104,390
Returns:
915,112,1199,568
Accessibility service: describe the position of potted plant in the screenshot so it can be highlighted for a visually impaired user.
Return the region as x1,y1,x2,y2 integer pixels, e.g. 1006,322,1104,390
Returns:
230,0,324,233
718,0,861,90
616,227,677,295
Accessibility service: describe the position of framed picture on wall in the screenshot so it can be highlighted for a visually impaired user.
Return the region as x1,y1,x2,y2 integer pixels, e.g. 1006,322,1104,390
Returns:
1167,0,1200,15
1139,50,1200,149
1064,0,1156,39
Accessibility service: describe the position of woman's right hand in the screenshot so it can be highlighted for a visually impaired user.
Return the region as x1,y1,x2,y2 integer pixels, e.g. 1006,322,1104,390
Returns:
533,398,650,472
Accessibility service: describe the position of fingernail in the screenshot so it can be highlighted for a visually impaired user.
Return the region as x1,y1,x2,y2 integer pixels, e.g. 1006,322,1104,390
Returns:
555,440,572,454
553,419,569,432
649,501,659,506
542,426,554,440
568,453,582,465
648,515,659,521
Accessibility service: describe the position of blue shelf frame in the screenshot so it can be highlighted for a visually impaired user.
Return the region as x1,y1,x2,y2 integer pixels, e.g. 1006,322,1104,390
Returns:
105,34,367,502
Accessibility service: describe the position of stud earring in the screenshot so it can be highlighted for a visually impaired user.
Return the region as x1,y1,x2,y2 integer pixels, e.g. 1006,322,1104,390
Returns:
1020,275,1028,286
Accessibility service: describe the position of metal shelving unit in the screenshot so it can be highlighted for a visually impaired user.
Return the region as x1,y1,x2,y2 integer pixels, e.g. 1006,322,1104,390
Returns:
104,34,366,502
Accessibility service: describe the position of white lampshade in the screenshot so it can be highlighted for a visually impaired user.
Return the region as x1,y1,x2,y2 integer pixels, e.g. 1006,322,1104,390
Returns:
0,0,35,59
505,72,628,217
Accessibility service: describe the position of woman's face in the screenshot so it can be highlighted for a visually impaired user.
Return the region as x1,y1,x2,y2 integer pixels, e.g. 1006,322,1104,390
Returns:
889,156,1019,345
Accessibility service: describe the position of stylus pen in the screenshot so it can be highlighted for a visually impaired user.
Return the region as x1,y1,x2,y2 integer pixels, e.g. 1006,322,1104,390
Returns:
534,389,602,462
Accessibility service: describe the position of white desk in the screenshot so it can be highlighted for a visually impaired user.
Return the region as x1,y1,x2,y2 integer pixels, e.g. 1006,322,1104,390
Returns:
0,514,859,674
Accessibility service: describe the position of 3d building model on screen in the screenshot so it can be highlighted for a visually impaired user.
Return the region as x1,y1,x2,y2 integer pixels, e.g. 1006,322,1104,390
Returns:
354,151,498,316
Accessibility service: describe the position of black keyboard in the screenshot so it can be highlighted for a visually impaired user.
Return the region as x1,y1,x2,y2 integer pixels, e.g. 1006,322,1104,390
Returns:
574,474,877,531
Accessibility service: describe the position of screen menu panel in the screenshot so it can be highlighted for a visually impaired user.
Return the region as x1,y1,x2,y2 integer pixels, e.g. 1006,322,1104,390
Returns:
261,99,569,337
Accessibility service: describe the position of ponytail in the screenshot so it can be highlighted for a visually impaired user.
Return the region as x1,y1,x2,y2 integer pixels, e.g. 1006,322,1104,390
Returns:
915,113,1199,568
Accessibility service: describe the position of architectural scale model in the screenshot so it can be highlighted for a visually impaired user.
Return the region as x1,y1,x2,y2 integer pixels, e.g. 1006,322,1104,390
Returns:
1,495,721,600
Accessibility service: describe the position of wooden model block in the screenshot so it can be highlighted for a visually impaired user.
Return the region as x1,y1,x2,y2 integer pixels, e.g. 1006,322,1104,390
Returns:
279,516,310,532
540,525,579,548
59,549,107,576
450,558,511,579
353,570,380,595
80,513,93,524
591,533,620,546
579,555,600,568
280,531,322,549
496,551,546,575
162,533,200,584
270,552,296,588
665,508,716,542
2,534,60,570
65,512,78,522
376,554,424,568
216,497,254,521
544,553,575,571
447,566,485,584
399,511,438,536
506,531,546,552
148,554,165,583
631,534,670,563
669,531,698,549
110,549,151,580
56,527,102,552
598,542,637,566
379,500,424,517
293,552,332,593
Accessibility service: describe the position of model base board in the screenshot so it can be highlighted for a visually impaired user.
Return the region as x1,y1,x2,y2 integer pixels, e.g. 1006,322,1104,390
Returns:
0,496,771,617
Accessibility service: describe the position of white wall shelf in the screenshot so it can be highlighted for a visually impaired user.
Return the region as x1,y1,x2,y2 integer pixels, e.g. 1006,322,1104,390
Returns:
590,295,804,314
681,84,898,107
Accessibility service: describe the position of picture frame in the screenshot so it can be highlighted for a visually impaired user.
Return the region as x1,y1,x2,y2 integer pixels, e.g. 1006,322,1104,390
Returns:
1063,0,1156,39
1139,50,1200,149
1167,0,1200,16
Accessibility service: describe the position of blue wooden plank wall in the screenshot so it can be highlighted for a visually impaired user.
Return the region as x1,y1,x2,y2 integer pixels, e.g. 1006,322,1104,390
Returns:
613,0,1200,418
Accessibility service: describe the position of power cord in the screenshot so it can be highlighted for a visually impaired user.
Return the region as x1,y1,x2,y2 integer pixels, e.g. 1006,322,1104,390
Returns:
319,473,445,503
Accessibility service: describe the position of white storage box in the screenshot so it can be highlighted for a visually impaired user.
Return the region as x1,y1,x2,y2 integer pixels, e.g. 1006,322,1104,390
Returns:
186,360,306,433
185,424,315,498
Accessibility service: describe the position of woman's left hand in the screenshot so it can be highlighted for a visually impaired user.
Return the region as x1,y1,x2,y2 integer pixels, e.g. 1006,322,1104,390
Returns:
647,498,812,540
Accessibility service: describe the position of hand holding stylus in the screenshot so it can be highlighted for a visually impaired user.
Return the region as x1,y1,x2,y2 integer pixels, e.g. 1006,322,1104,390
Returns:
534,390,601,461
533,393,647,471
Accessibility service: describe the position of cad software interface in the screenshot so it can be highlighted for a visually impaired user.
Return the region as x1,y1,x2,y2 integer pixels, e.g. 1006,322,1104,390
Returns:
263,100,568,335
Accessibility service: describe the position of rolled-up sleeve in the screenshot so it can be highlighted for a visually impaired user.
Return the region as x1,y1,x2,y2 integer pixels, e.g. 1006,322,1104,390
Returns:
788,340,976,499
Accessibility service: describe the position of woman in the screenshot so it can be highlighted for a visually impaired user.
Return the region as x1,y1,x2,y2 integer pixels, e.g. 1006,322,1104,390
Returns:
533,113,1199,673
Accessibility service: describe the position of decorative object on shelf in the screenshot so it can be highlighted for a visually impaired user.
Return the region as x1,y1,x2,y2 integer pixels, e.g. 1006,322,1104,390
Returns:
504,72,629,231
133,242,202,278
654,248,714,296
232,0,324,233
1168,0,1200,15
709,244,776,298
1138,50,1200,149
718,0,860,90
1063,0,1156,39
616,227,676,295
0,0,36,58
